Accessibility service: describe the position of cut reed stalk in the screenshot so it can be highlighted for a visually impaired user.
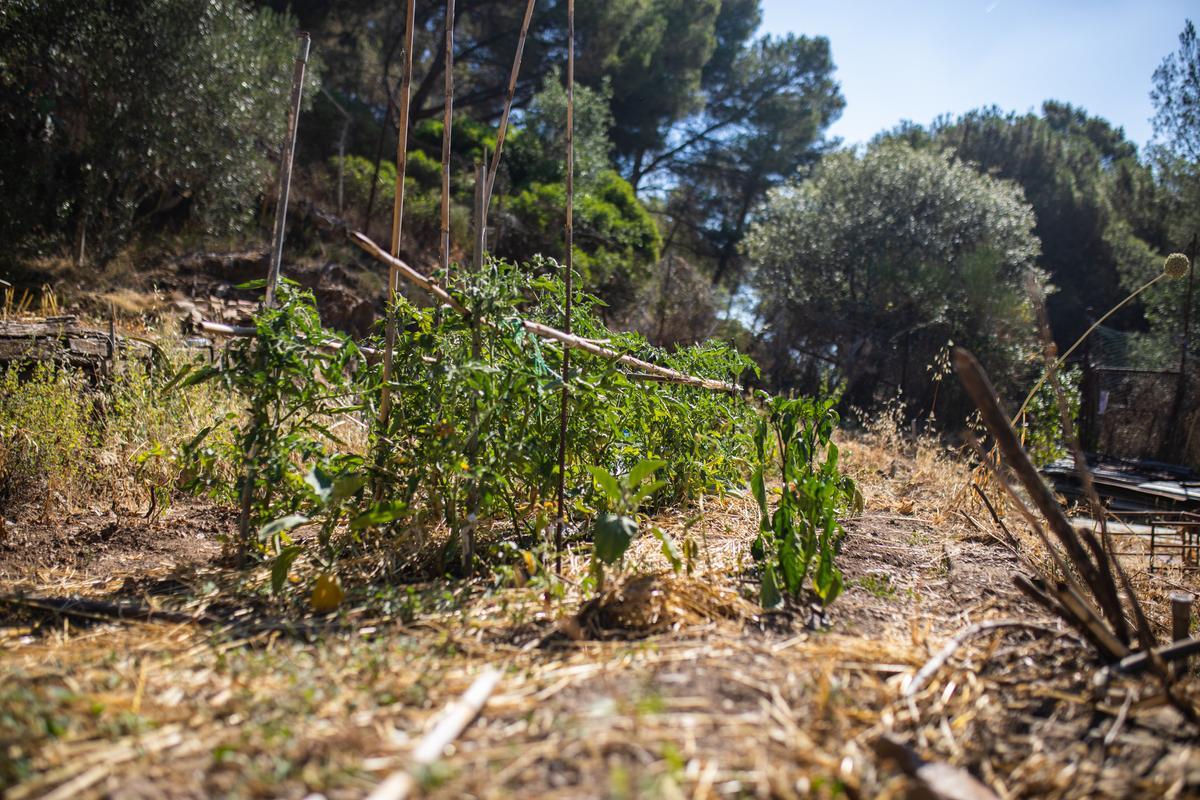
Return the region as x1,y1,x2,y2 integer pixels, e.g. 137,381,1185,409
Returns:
263,33,311,310
484,0,537,221
554,0,575,572
374,0,417,499
440,0,455,274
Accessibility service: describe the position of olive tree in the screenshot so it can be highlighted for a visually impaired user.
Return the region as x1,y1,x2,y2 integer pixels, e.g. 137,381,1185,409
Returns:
0,0,311,262
747,141,1042,413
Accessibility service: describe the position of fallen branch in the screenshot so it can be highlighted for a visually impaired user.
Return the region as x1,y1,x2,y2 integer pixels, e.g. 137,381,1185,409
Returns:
903,619,1066,698
353,232,744,394
365,668,501,800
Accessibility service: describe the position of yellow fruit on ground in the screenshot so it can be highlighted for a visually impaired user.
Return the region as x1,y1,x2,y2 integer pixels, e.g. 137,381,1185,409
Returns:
311,572,344,613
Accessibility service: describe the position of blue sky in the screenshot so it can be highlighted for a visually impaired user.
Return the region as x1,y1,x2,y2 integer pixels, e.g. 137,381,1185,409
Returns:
759,0,1194,151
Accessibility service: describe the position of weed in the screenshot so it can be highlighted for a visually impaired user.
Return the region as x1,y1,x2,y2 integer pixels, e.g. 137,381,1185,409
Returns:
0,364,93,513
853,572,896,599
750,393,863,609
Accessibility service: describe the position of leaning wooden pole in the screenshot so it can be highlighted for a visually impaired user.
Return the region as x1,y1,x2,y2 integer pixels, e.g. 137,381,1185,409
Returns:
349,234,744,390
554,0,575,572
483,0,537,222
264,33,311,309
440,0,455,274
242,31,310,556
375,0,416,497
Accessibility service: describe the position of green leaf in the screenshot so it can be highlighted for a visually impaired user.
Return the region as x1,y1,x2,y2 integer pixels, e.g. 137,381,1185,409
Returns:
349,502,408,530
331,473,367,501
750,467,768,522
630,479,667,505
304,465,334,503
593,513,637,565
626,458,667,489
760,564,783,609
271,546,303,594
652,526,682,574
779,534,805,596
587,467,622,505
259,514,309,539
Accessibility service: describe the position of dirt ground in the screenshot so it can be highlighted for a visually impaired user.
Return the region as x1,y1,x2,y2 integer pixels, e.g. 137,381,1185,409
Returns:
3,433,1200,799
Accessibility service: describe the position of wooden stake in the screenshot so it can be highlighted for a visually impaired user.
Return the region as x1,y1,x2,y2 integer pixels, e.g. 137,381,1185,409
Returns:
1173,592,1194,642
554,0,575,573
483,0,537,224
440,0,455,274
462,161,487,574
264,33,311,309
365,669,501,800
375,0,416,498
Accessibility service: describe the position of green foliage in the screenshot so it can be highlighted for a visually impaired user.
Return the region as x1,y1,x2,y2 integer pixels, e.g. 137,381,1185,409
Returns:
897,104,1167,347
749,394,861,610
748,141,1041,411
507,71,616,191
1021,365,1082,467
504,171,662,309
0,365,93,509
175,281,372,564
173,258,758,588
0,0,315,257
586,459,678,588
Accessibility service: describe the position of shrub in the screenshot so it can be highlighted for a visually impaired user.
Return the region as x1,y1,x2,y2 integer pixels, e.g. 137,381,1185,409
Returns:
0,365,93,512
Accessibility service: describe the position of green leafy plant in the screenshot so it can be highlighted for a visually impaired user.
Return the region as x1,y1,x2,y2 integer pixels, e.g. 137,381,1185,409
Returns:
749,394,862,611
0,364,93,513
173,280,372,567
586,459,681,589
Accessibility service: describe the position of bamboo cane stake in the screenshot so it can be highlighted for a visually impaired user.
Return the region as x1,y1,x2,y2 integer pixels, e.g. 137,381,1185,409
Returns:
462,161,487,574
440,0,455,273
348,233,741,393
243,32,310,557
375,0,417,498
483,0,537,222
554,0,575,572
264,33,311,309
365,669,501,800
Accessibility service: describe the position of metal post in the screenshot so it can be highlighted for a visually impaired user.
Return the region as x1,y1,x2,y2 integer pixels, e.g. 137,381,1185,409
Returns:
264,33,311,309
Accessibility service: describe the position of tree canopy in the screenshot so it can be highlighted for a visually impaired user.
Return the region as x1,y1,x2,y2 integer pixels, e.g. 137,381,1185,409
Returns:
0,0,308,260
748,141,1042,409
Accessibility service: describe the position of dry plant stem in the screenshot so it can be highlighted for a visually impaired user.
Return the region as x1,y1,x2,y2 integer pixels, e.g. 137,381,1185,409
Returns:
970,483,1018,550
264,33,311,309
1030,287,1134,648
484,0,536,217
962,430,1130,660
375,0,417,498
440,0,454,274
351,235,740,393
953,348,1129,647
1013,271,1167,424
1027,293,1196,717
365,668,501,800
554,0,574,573
904,619,1066,699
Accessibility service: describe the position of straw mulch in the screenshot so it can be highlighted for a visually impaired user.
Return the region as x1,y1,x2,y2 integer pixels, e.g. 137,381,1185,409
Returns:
3,430,1200,799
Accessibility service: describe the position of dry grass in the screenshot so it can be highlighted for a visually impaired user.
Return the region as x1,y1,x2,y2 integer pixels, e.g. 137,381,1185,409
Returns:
4,423,1200,798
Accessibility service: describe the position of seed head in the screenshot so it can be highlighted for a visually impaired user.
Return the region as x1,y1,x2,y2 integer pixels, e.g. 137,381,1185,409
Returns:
1165,252,1191,279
